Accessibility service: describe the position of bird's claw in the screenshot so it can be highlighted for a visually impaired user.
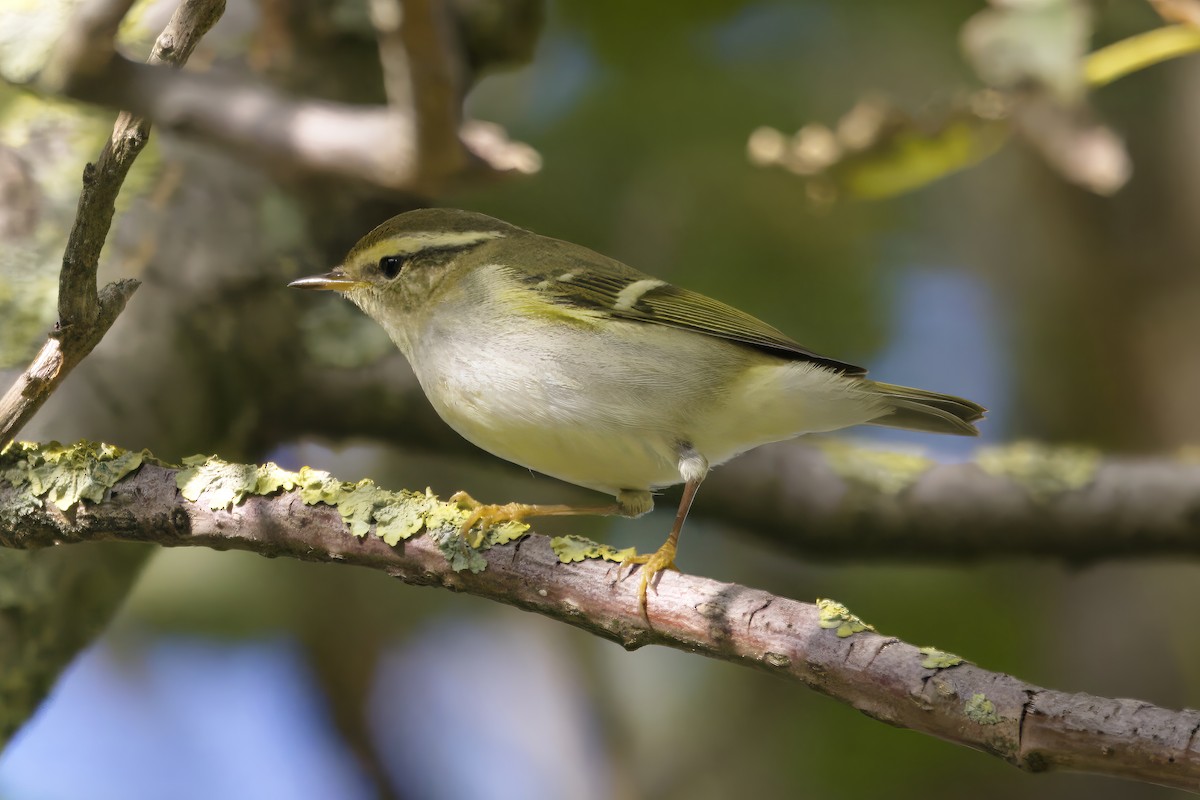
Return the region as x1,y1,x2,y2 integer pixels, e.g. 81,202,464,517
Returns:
449,491,532,547
620,540,678,619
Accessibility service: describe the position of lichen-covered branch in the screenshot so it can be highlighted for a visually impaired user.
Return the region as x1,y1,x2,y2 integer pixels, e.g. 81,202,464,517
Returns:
32,0,540,194
0,443,1197,792
0,0,225,448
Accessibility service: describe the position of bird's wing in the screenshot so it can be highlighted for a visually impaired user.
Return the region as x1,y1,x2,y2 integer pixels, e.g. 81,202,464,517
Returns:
519,238,867,375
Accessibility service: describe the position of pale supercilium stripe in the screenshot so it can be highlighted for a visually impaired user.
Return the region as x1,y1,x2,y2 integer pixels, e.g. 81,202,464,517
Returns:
357,230,505,263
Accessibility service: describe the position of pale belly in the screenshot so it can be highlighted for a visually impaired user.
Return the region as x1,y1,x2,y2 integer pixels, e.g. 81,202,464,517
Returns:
409,319,746,496
400,286,888,497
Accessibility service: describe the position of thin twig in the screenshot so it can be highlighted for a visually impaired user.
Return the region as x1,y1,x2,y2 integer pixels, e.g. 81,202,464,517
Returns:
0,0,226,447
0,456,1197,792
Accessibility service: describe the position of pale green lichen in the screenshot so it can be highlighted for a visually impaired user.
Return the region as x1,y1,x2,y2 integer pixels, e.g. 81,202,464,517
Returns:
0,443,536,576
334,480,396,539
816,598,875,638
976,441,1100,501
815,440,934,495
172,455,527,572
551,534,637,564
294,466,343,506
918,646,964,669
0,441,144,510
176,454,264,510
428,526,488,573
965,692,1001,725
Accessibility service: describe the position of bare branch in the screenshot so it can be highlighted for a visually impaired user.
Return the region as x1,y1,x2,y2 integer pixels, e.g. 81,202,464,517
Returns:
0,281,138,446
0,0,226,448
369,0,469,179
702,442,1200,562
0,455,1197,791
34,0,539,195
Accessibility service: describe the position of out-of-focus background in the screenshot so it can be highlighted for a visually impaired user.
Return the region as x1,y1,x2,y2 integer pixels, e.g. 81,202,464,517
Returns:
1,0,1198,797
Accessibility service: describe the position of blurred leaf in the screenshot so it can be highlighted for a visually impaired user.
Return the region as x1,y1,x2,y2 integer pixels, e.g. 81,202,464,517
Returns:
1009,95,1130,195
749,96,1012,200
961,0,1092,103
832,112,1010,200
959,0,1134,194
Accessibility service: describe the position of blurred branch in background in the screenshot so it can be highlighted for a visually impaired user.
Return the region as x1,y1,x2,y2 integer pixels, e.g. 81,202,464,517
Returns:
1,449,1198,792
25,0,541,194
749,3,1200,202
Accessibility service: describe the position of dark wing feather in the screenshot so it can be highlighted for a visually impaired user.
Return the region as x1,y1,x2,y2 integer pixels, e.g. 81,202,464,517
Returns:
520,235,866,375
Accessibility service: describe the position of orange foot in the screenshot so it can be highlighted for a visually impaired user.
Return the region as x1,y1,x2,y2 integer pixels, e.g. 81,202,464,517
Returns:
449,491,539,548
620,539,678,619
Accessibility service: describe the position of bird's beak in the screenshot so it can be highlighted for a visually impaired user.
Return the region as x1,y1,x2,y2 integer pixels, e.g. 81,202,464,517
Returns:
288,267,365,291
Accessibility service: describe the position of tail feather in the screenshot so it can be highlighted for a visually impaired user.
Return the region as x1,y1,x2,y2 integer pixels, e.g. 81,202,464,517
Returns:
865,381,985,437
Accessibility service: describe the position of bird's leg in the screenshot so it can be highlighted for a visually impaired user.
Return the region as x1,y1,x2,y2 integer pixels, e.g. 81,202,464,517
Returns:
622,445,708,619
449,491,623,547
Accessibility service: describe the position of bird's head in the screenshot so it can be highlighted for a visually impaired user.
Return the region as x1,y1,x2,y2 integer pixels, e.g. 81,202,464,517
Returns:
289,208,517,329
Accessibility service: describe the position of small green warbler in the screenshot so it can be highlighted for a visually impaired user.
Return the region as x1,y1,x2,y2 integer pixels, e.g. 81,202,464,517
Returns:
291,208,984,615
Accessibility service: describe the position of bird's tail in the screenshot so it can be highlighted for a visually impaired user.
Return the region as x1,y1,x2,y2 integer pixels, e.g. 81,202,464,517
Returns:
865,381,985,436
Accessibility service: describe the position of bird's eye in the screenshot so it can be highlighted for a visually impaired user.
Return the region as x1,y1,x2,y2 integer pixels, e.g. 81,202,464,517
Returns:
379,255,404,279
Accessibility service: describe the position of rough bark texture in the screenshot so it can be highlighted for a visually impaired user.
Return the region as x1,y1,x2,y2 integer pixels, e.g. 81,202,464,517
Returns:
2,459,1198,791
